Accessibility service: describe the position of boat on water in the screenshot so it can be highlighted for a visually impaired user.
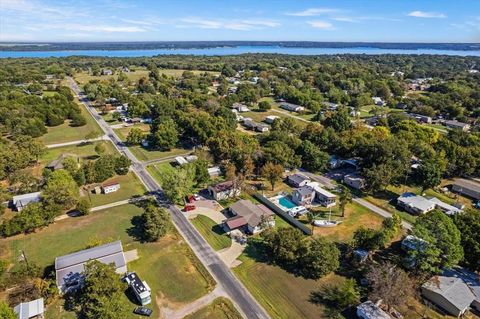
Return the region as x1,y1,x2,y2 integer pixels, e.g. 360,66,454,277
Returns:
313,219,342,227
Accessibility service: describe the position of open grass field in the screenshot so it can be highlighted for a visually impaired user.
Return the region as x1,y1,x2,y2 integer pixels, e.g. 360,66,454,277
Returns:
38,102,102,145
86,172,146,207
191,215,231,251
129,145,191,162
146,162,175,184
40,141,117,166
1,203,215,318
113,123,150,141
184,297,243,319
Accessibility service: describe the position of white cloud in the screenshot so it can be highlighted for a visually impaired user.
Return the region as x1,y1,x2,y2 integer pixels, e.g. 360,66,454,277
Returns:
178,18,280,30
408,11,446,18
28,23,147,33
286,8,338,17
307,20,334,30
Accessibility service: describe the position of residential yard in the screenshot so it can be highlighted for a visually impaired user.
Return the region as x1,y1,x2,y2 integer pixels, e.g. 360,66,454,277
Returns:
146,162,175,184
113,123,150,141
38,101,102,145
40,141,117,165
183,297,242,319
191,215,231,251
129,145,191,162
2,204,215,319
85,172,146,207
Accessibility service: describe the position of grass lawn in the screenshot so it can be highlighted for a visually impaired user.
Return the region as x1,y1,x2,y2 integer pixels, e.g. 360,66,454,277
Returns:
113,124,150,141
38,102,102,145
129,145,191,162
233,249,343,319
40,141,117,166
184,297,242,319
191,215,231,251
146,163,175,184
3,203,215,318
85,172,147,207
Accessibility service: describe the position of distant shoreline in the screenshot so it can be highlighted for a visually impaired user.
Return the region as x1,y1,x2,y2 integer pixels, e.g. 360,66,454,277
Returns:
1,41,479,52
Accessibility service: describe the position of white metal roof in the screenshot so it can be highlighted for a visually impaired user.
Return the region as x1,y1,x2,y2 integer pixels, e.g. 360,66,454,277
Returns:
14,298,44,319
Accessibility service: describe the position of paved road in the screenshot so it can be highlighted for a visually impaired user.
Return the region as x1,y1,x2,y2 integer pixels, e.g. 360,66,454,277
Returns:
67,77,270,319
46,135,107,148
271,108,309,123
142,151,192,166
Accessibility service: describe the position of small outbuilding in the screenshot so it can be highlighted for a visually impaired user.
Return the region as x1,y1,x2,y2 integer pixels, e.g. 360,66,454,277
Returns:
12,192,42,212
287,173,310,188
14,298,44,319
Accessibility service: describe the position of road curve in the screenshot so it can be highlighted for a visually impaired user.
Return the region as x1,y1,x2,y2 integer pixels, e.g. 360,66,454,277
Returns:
67,77,271,319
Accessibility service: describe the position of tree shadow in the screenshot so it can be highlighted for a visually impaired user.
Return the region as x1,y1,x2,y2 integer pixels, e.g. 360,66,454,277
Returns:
127,215,146,243
124,287,140,306
211,224,227,236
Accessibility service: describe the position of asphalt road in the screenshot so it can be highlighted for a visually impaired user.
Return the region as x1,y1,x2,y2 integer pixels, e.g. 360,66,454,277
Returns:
67,78,270,319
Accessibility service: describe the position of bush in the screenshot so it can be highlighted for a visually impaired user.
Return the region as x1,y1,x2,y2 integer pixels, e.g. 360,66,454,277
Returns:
70,113,87,126
76,198,91,216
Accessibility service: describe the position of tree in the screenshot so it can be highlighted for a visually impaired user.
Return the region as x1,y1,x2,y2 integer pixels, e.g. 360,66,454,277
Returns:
258,100,271,111
152,119,178,150
76,198,91,216
353,227,384,251
80,261,129,319
366,262,414,311
415,154,447,191
311,278,360,310
42,170,79,211
93,155,116,182
160,166,194,204
261,162,284,191
126,127,144,145
322,107,351,132
94,142,106,155
0,301,16,319
452,210,480,272
262,227,305,267
298,140,329,172
141,203,170,242
297,237,340,279
338,185,352,217
114,156,131,175
410,210,463,274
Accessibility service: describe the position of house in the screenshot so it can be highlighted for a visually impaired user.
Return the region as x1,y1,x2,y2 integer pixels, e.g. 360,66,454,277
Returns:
444,120,471,132
228,86,238,94
287,173,310,188
14,298,44,319
242,119,257,130
175,156,189,166
255,123,270,133
224,199,275,234
307,182,336,207
12,192,42,212
208,181,240,200
408,113,432,124
451,178,480,200
185,155,198,163
101,69,113,76
427,197,462,215
322,101,339,110
123,272,151,306
292,185,315,206
422,268,480,317
401,235,428,252
102,181,120,194
397,193,436,215
207,166,221,177
280,102,305,112
55,240,127,292
343,174,365,190
372,97,385,106
231,102,250,112
356,301,392,319
264,115,279,124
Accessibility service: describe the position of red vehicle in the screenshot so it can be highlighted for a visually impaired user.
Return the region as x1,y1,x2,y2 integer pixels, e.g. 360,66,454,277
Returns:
184,204,195,212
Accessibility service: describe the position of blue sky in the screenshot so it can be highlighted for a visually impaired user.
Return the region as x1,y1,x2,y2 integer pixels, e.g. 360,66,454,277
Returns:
1,0,479,42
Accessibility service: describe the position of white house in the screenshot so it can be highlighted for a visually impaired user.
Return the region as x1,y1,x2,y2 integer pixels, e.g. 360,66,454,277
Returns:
207,166,221,177
307,182,336,207
264,115,279,124
280,102,305,112
12,192,42,212
102,181,120,194
343,174,365,190
14,298,44,319
175,156,189,166
372,97,385,106
208,181,240,200
231,102,250,112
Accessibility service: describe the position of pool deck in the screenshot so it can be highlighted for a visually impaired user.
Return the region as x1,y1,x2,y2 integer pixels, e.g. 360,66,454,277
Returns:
269,194,297,212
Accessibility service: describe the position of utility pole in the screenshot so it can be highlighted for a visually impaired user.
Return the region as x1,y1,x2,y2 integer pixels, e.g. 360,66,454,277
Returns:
20,250,30,272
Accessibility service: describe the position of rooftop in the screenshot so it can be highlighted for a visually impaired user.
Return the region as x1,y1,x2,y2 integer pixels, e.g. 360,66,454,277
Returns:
210,180,236,193
288,173,310,185
397,193,435,212
12,191,42,207
357,301,391,319
422,275,475,312
14,298,44,319
229,199,274,228
453,178,480,193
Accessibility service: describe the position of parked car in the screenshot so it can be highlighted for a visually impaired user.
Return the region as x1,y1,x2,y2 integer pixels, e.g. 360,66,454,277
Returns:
133,307,152,317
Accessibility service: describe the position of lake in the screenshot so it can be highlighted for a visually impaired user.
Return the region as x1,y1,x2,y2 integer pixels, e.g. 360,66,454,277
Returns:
1,45,480,58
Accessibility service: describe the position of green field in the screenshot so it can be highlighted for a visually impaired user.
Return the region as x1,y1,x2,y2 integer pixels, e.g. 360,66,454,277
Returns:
38,102,102,145
129,145,191,162
113,124,150,141
3,204,215,318
86,172,146,207
191,215,231,251
40,141,117,166
146,162,175,184
184,298,243,319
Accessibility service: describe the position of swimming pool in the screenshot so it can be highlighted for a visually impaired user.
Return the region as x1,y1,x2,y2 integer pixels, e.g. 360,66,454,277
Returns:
279,196,297,209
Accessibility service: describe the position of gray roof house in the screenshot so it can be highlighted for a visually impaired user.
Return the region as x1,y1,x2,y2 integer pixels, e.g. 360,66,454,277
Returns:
280,102,305,112
397,193,436,215
444,120,471,132
287,173,310,188
452,178,480,200
422,267,480,317
11,192,42,212
292,185,315,206
356,301,391,319
225,200,275,234
14,298,44,319
55,240,127,292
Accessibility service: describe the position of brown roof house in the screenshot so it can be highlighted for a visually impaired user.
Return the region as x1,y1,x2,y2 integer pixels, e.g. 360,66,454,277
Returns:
208,181,240,201
224,199,275,234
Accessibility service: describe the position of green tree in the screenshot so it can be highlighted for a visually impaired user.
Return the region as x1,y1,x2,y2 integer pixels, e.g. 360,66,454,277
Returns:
94,142,106,155
262,227,305,267
152,119,178,150
141,203,170,242
93,155,116,182
85,130,100,143
80,261,129,319
76,198,91,216
114,156,131,175
311,278,360,309
299,140,329,172
322,107,351,132
261,162,284,191
42,170,79,211
415,154,447,191
126,127,144,145
0,301,16,319
410,210,463,274
298,237,340,279
452,209,480,272
160,166,194,204
338,185,352,218
258,100,272,111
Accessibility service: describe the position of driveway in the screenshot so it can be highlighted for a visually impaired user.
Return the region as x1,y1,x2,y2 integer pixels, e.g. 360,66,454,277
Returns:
186,200,226,224
218,230,247,268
